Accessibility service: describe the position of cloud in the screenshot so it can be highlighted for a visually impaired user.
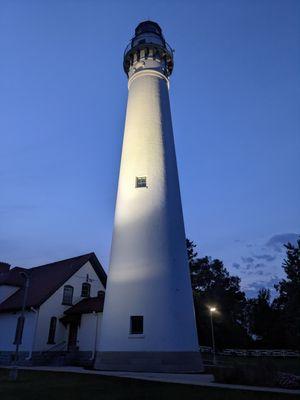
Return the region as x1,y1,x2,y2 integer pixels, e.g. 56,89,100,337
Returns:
241,256,254,264
245,276,280,298
230,232,298,296
246,263,264,270
254,263,266,269
253,254,276,262
266,233,300,253
251,276,279,289
245,265,270,275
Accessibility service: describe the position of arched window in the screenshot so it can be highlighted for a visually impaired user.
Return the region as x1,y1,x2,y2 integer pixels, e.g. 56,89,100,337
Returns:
62,285,73,305
81,282,91,298
13,316,25,344
47,317,57,344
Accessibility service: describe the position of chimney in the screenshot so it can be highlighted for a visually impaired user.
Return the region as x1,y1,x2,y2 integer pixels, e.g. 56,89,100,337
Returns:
0,262,10,273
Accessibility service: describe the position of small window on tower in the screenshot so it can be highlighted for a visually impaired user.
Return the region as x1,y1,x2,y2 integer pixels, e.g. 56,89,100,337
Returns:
136,177,147,188
130,315,144,334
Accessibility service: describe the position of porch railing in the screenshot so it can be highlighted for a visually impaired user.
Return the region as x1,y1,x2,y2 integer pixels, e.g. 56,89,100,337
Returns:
43,341,66,352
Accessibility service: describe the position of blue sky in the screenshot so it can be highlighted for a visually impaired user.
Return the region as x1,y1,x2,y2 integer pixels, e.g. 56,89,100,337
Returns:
1,0,299,296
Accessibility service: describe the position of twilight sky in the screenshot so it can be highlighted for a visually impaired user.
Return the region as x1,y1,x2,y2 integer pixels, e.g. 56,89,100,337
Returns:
1,0,299,296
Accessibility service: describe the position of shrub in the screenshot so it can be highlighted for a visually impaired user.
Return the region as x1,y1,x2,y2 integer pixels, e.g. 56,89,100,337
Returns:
213,360,278,387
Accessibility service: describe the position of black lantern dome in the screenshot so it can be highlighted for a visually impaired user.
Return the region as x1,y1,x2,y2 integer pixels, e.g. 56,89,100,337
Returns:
123,21,174,77
135,21,162,36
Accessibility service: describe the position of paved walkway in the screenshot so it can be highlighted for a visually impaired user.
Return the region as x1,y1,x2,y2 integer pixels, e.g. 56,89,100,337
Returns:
4,365,300,395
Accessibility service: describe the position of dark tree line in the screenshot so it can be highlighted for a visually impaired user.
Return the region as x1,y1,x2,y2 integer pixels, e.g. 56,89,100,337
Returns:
187,238,300,350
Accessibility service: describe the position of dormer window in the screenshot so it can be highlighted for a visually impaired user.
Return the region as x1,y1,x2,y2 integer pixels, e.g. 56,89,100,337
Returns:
62,285,73,305
136,176,147,188
81,282,91,298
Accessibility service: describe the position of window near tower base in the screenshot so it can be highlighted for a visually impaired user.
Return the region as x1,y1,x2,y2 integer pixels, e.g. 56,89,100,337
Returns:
136,176,147,188
130,315,143,334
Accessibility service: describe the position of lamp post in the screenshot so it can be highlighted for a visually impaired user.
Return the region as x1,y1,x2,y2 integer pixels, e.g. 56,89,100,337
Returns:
209,307,216,365
9,271,30,381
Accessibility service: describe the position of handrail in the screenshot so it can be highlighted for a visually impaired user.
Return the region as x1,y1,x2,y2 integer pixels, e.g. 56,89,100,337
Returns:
44,340,66,352
123,40,173,59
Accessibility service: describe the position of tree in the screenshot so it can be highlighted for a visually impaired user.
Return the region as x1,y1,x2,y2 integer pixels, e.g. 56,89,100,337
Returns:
273,239,300,349
186,239,198,266
186,239,250,349
246,288,275,346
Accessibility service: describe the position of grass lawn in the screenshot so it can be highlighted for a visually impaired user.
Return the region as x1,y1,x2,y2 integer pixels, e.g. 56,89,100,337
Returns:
0,369,299,400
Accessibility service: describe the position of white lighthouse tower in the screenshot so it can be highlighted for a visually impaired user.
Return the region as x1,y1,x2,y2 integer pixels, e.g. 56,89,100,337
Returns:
95,21,202,372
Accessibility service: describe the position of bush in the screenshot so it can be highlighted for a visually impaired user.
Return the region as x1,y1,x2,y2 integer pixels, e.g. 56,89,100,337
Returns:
213,360,278,387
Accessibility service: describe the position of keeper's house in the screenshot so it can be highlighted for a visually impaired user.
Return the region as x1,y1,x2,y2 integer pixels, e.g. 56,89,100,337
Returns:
0,253,106,366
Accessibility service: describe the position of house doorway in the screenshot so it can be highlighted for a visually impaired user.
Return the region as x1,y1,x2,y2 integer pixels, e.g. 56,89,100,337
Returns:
68,322,78,351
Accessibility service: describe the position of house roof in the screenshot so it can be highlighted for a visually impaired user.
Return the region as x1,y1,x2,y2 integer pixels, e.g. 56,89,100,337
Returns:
64,291,105,315
0,253,106,313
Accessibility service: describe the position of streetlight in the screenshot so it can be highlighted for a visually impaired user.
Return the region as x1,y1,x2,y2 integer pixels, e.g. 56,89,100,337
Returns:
9,271,30,381
209,306,217,365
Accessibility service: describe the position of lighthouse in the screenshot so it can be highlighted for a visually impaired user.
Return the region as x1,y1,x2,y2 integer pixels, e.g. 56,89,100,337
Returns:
95,21,202,372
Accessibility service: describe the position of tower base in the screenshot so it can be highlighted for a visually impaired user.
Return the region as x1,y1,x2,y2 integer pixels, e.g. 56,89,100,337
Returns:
94,351,203,373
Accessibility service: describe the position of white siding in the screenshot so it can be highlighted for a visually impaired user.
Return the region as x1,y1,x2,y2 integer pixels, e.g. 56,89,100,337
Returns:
99,67,199,352
0,260,105,353
34,261,105,351
78,313,102,352
0,311,36,351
